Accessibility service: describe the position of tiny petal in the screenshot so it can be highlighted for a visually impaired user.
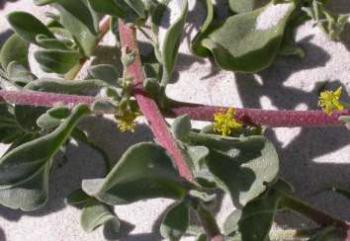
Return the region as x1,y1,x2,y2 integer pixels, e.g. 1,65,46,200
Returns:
318,87,344,115
213,108,242,136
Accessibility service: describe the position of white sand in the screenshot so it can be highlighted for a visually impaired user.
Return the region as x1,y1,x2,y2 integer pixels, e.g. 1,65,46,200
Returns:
0,0,350,241
256,2,294,30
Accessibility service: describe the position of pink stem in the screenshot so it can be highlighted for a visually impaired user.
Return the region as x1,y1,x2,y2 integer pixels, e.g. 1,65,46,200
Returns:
118,20,193,181
169,102,350,127
0,90,95,107
0,90,349,127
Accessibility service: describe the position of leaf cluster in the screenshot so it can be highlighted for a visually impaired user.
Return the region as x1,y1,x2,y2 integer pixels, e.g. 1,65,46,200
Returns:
0,0,349,240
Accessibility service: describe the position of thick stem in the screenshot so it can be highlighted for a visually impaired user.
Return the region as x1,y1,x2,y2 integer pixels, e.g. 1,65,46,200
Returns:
168,101,350,127
0,90,95,107
118,20,193,181
0,90,349,127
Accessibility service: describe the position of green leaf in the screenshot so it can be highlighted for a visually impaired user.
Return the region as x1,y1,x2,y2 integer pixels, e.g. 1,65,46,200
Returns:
0,103,37,145
224,209,242,236
191,134,279,206
201,1,296,73
0,105,89,211
81,199,120,233
191,0,215,57
54,0,98,56
171,115,192,141
7,62,36,86
152,0,188,85
82,142,191,205
88,0,125,17
237,188,282,241
90,0,145,23
0,34,29,69
36,106,71,130
160,201,189,241
65,189,90,207
34,49,80,74
7,11,55,45
87,64,119,86
14,105,46,132
35,35,70,50
229,0,255,13
25,77,109,94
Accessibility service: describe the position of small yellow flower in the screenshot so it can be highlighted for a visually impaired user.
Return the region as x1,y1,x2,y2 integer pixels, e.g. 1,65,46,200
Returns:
213,108,242,136
116,111,138,133
318,87,344,115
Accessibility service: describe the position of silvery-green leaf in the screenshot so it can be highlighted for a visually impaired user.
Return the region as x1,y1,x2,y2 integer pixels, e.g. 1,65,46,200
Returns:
229,0,255,13
171,115,192,141
34,49,80,74
36,106,71,130
65,189,90,207
191,0,215,57
7,61,36,86
87,64,119,86
81,199,120,233
25,77,109,94
153,0,188,85
82,143,191,205
224,209,242,236
160,201,189,241
7,11,55,45
0,105,89,211
201,1,296,72
0,34,29,69
190,134,279,206
54,0,98,56
237,188,281,241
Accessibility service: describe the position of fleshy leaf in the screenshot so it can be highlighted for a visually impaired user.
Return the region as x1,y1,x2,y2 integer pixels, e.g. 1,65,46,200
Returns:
229,0,255,13
81,199,120,233
191,134,279,206
82,143,190,205
160,201,189,241
0,105,89,211
87,64,119,86
7,11,55,45
0,34,29,69
7,62,35,86
54,0,98,56
237,187,282,241
201,2,296,73
34,49,80,74
152,0,188,84
25,77,109,94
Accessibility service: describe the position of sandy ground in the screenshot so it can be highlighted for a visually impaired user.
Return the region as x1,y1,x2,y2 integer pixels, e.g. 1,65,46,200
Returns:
0,0,350,241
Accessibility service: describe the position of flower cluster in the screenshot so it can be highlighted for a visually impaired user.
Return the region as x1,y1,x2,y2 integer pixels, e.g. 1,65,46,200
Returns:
116,111,139,133
213,108,242,136
318,87,344,115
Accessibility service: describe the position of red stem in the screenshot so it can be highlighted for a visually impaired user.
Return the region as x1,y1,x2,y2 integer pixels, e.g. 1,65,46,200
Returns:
168,102,350,127
0,90,95,107
118,20,193,181
1,90,348,127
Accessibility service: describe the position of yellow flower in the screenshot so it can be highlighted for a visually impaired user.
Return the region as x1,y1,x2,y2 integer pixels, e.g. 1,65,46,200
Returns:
213,108,242,136
318,87,344,115
116,111,138,133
